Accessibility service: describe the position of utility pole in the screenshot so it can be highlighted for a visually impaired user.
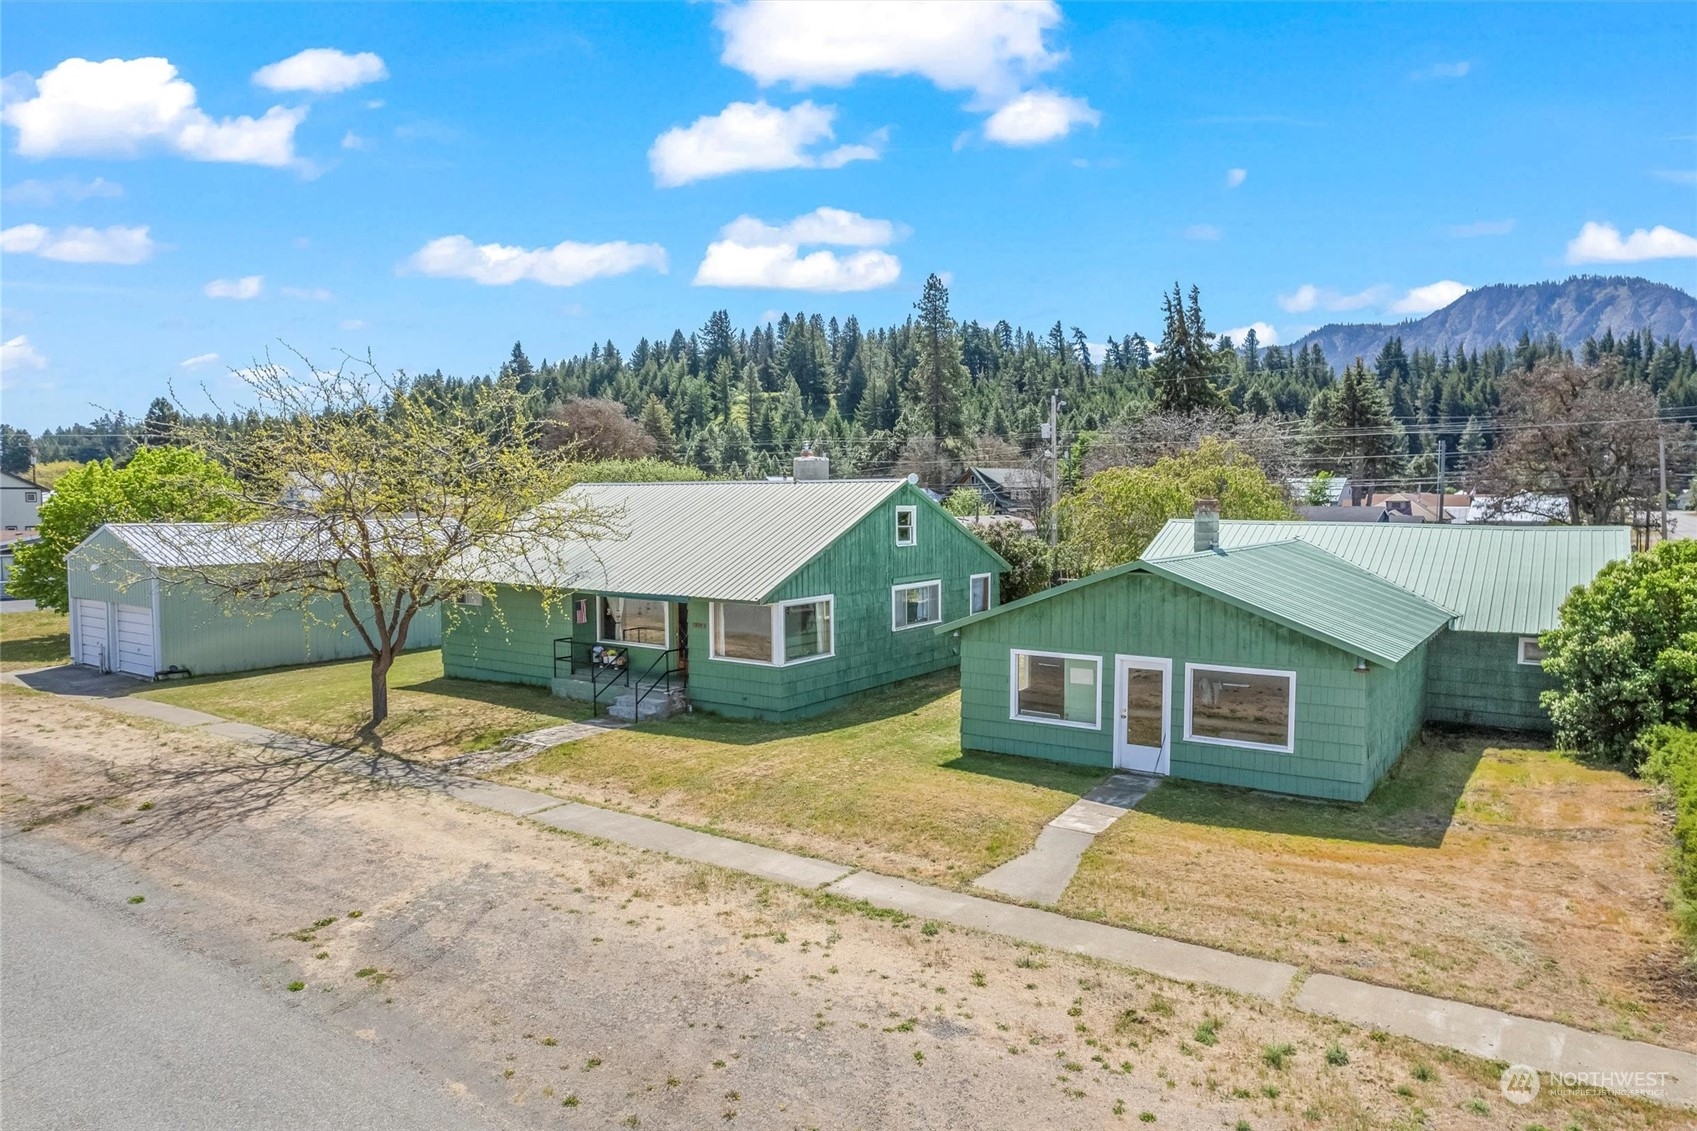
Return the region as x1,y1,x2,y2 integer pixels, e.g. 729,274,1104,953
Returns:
1434,439,1447,523
1046,390,1061,547
1660,434,1670,543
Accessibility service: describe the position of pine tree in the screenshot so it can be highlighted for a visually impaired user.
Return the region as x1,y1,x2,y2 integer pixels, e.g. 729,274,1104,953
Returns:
1151,283,1230,412
1305,358,1406,503
143,397,181,446
638,395,677,461
910,273,966,442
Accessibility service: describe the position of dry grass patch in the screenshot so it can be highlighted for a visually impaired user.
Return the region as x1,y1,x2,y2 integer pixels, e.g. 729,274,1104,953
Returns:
1061,730,1695,1049
0,607,69,671
138,649,589,760
501,672,1101,882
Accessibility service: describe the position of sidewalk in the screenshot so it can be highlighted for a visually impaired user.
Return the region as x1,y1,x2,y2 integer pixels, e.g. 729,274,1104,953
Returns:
12,669,1694,1109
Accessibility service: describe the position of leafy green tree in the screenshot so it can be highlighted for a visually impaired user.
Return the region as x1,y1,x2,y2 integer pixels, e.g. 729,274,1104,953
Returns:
909,273,966,442
1151,283,1230,413
569,457,704,483
942,486,988,516
1541,540,1697,767
964,520,1053,602
1060,437,1296,570
9,446,246,612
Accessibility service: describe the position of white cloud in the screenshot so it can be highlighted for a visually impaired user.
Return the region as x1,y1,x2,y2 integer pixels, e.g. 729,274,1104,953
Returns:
982,89,1099,146
0,223,156,264
1413,61,1470,81
338,319,366,332
722,206,907,248
1565,221,1697,263
648,100,880,187
1184,224,1222,241
3,176,123,206
1446,218,1515,237
1,334,47,372
253,49,388,93
1223,322,1278,346
1652,170,1697,187
1225,167,1247,188
178,352,220,369
341,130,366,150
1391,280,1470,314
204,275,264,300
281,286,332,301
1277,283,1392,314
693,207,903,292
2,57,306,168
404,235,668,287
717,0,1063,101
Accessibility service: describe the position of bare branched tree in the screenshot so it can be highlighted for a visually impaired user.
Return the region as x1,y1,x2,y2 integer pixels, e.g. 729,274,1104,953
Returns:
1084,409,1301,484
1476,356,1692,526
150,352,615,727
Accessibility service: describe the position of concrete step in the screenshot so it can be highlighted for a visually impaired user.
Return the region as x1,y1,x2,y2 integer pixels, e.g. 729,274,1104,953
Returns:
608,684,687,722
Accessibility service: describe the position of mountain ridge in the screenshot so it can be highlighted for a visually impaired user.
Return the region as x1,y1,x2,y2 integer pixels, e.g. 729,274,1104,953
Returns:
1288,275,1697,363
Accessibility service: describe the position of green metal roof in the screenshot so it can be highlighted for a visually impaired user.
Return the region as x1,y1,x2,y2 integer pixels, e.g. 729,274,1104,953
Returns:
1144,520,1631,635
450,479,1005,603
939,540,1454,666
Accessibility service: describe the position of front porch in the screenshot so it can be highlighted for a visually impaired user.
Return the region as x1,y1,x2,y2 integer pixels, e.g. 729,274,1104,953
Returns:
549,606,688,720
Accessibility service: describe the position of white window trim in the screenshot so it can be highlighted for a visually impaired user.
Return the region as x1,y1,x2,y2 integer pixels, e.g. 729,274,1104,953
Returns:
455,591,484,607
891,579,943,631
708,595,835,667
597,595,673,649
1182,661,1298,754
895,505,917,547
969,572,993,615
1517,636,1546,665
1009,648,1103,731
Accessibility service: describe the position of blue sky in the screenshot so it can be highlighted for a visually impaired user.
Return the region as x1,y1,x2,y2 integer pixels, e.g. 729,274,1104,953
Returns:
2,1,1694,431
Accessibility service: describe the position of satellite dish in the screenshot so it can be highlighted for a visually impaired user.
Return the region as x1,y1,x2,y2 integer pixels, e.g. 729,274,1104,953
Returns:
906,473,919,485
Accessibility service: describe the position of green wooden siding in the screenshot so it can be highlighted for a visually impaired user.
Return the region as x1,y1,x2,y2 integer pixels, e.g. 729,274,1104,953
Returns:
68,527,441,677
1425,630,1552,731
441,586,571,686
957,570,1422,802
685,483,1004,720
1364,641,1428,787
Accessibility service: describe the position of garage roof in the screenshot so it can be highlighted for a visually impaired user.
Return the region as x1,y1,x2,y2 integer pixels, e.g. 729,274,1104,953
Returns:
1144,519,1630,634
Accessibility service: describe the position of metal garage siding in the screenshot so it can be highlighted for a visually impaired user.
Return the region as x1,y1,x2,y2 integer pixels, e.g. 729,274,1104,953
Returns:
113,604,156,677
74,599,109,669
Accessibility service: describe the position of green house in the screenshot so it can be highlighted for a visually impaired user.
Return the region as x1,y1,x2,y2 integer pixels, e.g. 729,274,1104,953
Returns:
66,522,441,679
942,518,1630,801
442,478,1007,721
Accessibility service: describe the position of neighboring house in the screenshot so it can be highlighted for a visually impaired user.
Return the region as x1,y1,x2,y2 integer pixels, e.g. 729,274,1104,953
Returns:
442,474,1008,721
1466,494,1570,524
66,522,441,678
952,467,1052,517
941,515,1629,802
1382,492,1471,523
1,470,45,530
1294,505,1420,524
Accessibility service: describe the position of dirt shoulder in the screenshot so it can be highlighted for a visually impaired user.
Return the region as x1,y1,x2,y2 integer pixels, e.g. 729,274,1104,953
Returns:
0,688,1681,1131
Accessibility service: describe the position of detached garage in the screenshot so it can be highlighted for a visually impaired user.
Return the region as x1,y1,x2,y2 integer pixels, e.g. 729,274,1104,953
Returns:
67,522,440,679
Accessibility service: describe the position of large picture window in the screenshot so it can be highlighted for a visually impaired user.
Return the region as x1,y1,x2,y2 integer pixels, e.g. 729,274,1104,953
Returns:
599,597,670,646
711,596,834,666
1184,663,1296,752
1010,650,1101,729
892,580,942,630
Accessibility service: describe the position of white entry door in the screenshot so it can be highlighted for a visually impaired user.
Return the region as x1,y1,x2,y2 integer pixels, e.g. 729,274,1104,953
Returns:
113,603,156,678
1112,655,1171,774
74,598,110,670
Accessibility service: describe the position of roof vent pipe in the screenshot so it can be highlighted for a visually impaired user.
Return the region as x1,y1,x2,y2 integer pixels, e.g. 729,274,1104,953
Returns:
793,443,830,482
1194,498,1220,552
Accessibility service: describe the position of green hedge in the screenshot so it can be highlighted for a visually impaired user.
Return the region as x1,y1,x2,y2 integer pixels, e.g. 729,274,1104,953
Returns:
1641,725,1697,957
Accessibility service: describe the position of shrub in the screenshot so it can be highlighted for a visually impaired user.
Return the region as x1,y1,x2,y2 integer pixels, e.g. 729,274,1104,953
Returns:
1641,725,1697,956
1541,541,1697,766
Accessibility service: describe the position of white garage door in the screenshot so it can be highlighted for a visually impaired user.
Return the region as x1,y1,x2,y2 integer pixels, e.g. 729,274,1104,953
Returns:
74,599,110,670
113,603,155,678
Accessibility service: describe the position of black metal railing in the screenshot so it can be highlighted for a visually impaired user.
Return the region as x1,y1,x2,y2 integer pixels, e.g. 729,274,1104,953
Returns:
553,638,684,717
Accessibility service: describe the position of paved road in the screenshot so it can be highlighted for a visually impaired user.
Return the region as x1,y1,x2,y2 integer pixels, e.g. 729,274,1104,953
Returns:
0,862,515,1131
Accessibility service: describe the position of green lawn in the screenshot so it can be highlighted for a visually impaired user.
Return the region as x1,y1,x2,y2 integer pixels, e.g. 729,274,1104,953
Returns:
501,671,1104,882
0,607,70,671
140,649,591,759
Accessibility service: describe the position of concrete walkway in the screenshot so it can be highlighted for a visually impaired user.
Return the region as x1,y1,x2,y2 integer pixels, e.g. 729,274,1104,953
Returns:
974,771,1160,903
10,666,1693,1109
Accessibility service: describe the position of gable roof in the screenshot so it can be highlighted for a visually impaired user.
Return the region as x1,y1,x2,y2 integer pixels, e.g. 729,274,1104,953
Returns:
1,470,42,489
79,521,333,568
940,539,1453,666
1144,519,1631,635
450,479,956,603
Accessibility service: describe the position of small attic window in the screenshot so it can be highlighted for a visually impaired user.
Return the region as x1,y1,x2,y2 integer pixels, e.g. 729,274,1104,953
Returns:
455,591,484,607
895,506,917,546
